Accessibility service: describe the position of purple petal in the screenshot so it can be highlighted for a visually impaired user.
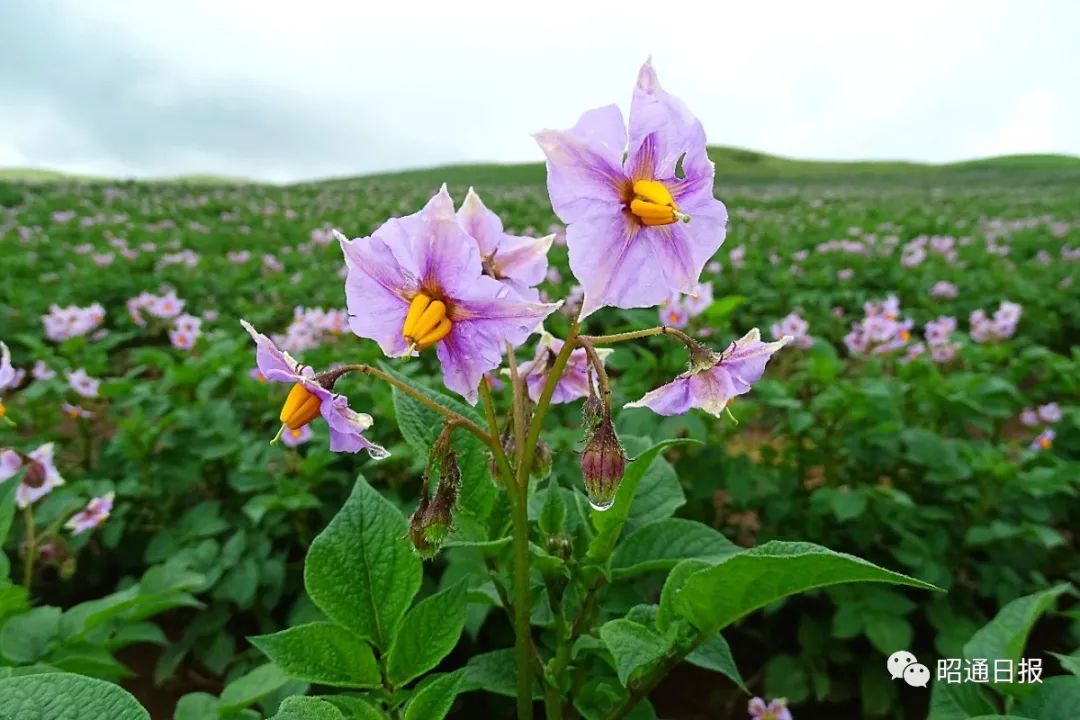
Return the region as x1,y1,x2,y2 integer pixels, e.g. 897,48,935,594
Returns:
566,212,669,318
240,320,300,382
0,341,14,388
319,393,389,458
410,186,484,298
490,233,554,290
628,60,711,184
721,329,791,391
624,376,695,416
534,104,628,223
338,231,413,357
0,449,22,482
457,187,504,258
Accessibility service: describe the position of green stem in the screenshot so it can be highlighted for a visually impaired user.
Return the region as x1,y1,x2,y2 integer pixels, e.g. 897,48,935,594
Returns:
578,340,611,411
580,325,695,348
505,341,528,472
21,507,36,590
519,320,580,484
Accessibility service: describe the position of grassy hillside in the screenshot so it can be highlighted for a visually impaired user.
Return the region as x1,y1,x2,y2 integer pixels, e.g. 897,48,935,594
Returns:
3,147,1080,188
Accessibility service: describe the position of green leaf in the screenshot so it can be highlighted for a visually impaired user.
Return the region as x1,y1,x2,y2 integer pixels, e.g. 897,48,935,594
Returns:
463,649,541,699
675,541,937,635
1051,652,1080,677
0,672,149,720
174,692,218,720
250,623,381,689
218,664,291,711
403,670,466,720
588,438,698,561
610,519,739,579
271,696,346,720
319,696,385,720
599,619,668,687
0,606,60,663
686,634,747,692
305,477,422,650
387,582,467,687
656,560,711,633
539,483,567,536
1013,676,1080,718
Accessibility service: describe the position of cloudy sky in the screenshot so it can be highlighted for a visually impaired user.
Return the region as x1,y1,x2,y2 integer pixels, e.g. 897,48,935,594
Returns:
1,1,1077,182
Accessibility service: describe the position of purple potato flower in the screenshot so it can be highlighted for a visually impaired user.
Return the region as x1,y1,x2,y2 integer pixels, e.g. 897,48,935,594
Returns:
241,320,388,457
749,697,792,720
0,342,14,389
1031,428,1054,452
534,59,728,318
0,443,66,508
65,491,115,535
67,368,101,399
520,331,612,405
626,329,789,417
457,188,554,301
1037,402,1062,423
338,186,560,404
280,424,312,448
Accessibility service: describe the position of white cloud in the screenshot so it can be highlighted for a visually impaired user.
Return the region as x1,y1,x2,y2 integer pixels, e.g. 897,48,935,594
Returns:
2,0,1078,180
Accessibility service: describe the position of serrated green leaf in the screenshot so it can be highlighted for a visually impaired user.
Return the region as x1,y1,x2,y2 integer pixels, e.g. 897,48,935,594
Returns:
271,696,346,720
305,477,421,649
674,541,937,635
0,672,149,720
218,663,290,711
387,582,467,687
404,670,465,720
599,619,669,687
251,623,381,689
610,518,739,579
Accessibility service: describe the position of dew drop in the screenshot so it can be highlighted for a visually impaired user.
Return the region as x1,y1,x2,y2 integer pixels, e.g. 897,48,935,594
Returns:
589,496,615,512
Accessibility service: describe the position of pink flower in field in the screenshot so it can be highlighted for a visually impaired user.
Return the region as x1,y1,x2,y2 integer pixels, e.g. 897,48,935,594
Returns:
279,425,312,448
61,402,91,419
173,314,203,336
683,282,713,316
67,368,100,398
970,301,1021,343
930,281,958,299
772,312,812,349
169,330,196,351
924,316,957,346
1031,429,1054,452
1020,408,1041,427
658,299,690,329
0,444,65,508
93,253,115,267
31,361,55,381
228,250,252,264
900,245,926,267
148,292,184,319
837,268,854,281
930,343,958,364
749,697,792,720
65,492,114,535
263,254,284,273
901,342,926,364
707,261,722,274
42,304,106,342
729,245,746,269
1038,403,1062,423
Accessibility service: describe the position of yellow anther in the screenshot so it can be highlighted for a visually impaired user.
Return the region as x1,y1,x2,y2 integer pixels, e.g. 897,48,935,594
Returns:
402,292,452,350
1039,436,1052,450
629,180,689,226
279,382,322,430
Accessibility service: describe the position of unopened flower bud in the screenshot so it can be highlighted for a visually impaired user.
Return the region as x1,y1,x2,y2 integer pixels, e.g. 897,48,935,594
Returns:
580,419,626,511
407,452,461,559
530,439,552,479
23,460,46,489
581,394,604,430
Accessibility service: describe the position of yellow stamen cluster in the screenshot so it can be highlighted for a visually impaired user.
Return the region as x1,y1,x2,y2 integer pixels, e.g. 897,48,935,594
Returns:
279,383,321,430
0,400,6,421
1039,436,1052,450
402,293,453,350
628,180,690,226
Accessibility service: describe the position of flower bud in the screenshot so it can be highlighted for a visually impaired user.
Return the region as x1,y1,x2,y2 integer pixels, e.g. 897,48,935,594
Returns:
407,452,461,559
581,394,604,430
22,460,46,489
580,419,626,511
530,439,553,479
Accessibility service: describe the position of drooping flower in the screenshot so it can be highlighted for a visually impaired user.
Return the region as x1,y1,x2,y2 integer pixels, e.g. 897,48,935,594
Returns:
534,59,728,318
520,331,612,404
65,492,115,535
456,188,554,301
0,444,66,508
748,697,792,720
626,329,789,417
67,368,101,399
0,342,13,423
1031,429,1054,452
241,320,388,457
280,424,312,448
338,186,560,404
